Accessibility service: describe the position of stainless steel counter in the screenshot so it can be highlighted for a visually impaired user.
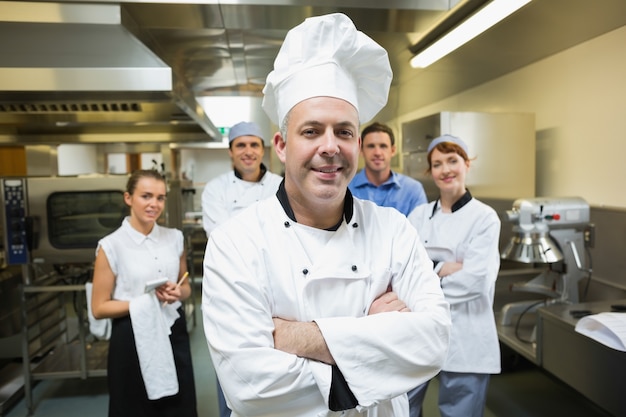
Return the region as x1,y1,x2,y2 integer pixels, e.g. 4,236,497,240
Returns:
537,299,626,417
495,267,548,365
496,310,538,365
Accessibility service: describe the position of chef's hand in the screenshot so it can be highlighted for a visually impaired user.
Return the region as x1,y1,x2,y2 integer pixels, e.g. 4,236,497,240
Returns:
368,287,411,315
155,281,182,304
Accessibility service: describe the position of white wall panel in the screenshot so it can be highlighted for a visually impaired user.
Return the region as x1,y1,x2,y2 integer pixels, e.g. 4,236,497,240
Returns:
395,26,626,208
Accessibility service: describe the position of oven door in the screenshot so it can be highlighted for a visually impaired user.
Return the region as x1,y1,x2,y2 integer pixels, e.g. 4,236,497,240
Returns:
27,176,129,264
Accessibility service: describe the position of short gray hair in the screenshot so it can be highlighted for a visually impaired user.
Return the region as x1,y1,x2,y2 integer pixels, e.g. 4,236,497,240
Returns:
279,110,291,142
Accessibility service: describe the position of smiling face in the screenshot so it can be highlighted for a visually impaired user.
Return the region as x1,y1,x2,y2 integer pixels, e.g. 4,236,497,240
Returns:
229,135,265,181
124,176,166,233
274,96,360,222
429,145,470,197
361,130,396,176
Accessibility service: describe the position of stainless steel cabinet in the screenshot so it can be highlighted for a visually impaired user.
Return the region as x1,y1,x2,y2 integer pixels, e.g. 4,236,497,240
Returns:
402,111,536,201
537,300,626,417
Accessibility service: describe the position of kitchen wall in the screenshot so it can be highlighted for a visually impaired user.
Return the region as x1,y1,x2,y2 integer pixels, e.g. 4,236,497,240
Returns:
385,25,626,298
387,25,626,209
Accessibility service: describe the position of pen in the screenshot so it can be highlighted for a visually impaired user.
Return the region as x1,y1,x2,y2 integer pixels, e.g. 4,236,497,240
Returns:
175,271,189,289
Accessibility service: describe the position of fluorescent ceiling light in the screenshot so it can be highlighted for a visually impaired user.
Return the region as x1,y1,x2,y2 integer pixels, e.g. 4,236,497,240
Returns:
197,96,254,129
410,0,531,68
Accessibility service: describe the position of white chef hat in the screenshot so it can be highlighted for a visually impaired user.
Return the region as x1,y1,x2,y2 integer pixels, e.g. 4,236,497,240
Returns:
228,121,264,144
262,13,392,128
427,134,469,155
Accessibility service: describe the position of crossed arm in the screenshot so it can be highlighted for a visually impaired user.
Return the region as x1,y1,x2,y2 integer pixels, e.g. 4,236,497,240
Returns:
437,261,463,278
272,289,410,364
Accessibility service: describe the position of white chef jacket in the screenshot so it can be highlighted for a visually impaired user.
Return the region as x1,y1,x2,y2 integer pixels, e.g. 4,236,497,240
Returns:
202,191,451,417
407,193,501,374
201,167,282,237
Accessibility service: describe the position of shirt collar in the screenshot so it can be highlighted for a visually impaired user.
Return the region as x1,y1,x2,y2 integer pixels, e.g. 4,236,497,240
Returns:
122,216,160,244
353,169,400,188
430,189,473,219
385,171,401,188
276,179,354,229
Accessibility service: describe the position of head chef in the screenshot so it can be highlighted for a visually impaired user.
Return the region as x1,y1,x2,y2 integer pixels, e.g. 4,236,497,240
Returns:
262,13,392,228
203,14,451,417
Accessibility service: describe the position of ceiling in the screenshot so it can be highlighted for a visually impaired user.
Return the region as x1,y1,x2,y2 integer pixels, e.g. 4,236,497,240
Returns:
0,0,625,145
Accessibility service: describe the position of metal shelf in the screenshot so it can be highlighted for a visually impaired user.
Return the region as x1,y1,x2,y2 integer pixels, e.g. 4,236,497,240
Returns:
31,339,107,380
496,311,538,365
20,267,104,416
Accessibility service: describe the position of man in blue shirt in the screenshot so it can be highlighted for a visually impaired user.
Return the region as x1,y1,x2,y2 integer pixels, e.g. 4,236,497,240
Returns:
349,122,427,216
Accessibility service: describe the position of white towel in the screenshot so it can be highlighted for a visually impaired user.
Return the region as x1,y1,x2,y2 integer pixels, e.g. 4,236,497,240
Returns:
84,283,112,340
129,293,181,399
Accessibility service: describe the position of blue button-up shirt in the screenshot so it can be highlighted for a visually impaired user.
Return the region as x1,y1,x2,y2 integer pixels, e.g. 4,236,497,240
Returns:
349,170,428,216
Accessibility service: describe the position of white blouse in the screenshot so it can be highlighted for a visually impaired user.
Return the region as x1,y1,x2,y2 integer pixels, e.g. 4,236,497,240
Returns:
97,217,184,303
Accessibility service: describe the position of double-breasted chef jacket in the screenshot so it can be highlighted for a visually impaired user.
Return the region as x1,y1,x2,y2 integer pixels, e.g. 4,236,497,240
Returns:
201,165,283,236
408,192,501,374
202,184,451,417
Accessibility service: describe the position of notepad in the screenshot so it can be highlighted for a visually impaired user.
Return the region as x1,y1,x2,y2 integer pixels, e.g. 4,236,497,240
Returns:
574,312,626,352
144,277,168,293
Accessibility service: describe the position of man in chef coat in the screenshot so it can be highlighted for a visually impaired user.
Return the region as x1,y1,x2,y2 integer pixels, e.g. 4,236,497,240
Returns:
202,13,451,417
201,120,282,238
201,120,282,417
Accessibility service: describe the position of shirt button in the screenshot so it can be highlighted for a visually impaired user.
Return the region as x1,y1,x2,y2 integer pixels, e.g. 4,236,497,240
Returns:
351,265,357,272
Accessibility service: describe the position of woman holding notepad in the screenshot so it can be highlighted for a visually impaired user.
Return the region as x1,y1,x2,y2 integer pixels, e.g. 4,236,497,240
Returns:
91,169,197,417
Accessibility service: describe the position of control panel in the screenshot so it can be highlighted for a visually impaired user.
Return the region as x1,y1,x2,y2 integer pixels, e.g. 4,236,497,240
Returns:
1,178,29,264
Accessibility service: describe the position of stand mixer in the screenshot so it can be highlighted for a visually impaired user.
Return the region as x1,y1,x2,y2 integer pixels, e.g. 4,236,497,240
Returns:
499,197,593,326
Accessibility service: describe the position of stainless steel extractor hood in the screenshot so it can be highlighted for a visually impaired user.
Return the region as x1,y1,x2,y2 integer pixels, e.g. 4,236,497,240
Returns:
1,0,624,147
0,1,220,144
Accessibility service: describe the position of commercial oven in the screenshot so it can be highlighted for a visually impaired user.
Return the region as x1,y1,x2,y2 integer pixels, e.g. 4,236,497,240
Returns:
1,176,129,267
